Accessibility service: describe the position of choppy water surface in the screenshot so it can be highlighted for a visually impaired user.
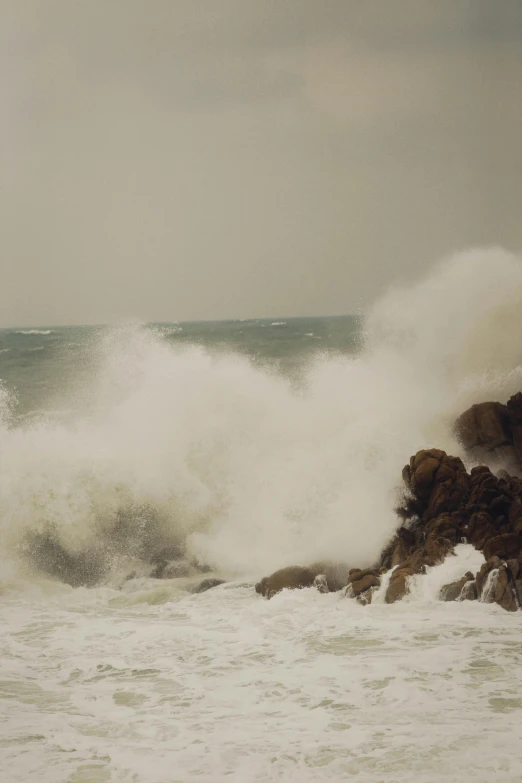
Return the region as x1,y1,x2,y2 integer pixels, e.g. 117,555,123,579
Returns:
2,250,522,781
2,569,522,783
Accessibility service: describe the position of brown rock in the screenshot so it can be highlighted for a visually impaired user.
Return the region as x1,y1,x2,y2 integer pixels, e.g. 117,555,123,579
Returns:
356,587,377,606
424,535,455,566
347,567,381,584
409,453,443,499
506,559,520,581
475,557,518,610
351,574,381,597
468,467,505,511
507,392,522,468
483,534,522,561
465,512,497,550
308,562,352,592
508,498,522,535
439,573,474,602
455,401,511,453
402,449,469,521
385,566,415,604
255,566,316,599
492,568,518,612
460,580,478,601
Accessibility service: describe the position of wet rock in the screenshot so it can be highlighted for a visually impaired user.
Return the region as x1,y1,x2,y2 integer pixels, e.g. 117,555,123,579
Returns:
356,587,377,606
351,573,380,597
385,565,415,604
465,512,497,550
455,402,511,454
507,392,522,467
401,449,469,521
191,578,225,594
506,558,520,581
347,567,381,584
424,534,455,566
508,498,522,534
483,534,521,561
439,572,474,602
475,558,518,611
460,580,478,601
313,574,329,594
308,561,352,592
255,566,316,599
491,568,518,612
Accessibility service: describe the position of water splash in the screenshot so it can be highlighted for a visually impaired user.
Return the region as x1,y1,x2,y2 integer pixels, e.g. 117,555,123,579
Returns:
1,248,522,586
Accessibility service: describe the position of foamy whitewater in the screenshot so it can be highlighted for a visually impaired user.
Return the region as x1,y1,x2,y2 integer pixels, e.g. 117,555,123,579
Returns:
1,249,522,782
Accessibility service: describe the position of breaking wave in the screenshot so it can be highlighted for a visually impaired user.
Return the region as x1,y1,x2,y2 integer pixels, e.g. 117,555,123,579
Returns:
2,248,522,587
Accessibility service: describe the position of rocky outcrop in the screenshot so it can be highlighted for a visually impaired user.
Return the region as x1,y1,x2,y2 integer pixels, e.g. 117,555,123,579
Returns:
343,568,381,604
255,394,522,612
454,393,522,472
255,566,316,598
256,562,353,599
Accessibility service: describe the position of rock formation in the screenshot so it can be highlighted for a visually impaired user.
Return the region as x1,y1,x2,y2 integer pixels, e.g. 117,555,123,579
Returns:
255,393,522,612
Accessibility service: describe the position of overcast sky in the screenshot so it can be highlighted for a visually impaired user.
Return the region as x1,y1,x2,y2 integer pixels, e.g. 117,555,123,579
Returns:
2,0,521,326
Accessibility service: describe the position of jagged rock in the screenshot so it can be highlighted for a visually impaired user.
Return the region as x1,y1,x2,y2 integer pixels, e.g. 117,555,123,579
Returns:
192,578,225,594
257,394,522,611
465,511,497,550
255,566,316,599
401,449,469,521
483,534,521,561
439,572,474,602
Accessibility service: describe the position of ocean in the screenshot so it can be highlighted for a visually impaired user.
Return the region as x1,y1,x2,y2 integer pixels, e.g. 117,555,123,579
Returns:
2,249,522,782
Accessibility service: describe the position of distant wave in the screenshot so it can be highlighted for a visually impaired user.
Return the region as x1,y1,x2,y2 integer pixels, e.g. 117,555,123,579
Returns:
0,348,10,353
15,329,55,336
271,321,287,327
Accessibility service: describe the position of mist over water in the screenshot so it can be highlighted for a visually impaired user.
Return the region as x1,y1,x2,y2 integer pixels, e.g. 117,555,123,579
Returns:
2,248,522,585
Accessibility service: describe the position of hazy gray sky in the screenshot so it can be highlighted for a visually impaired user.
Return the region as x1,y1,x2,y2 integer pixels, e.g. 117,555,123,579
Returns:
2,0,521,326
